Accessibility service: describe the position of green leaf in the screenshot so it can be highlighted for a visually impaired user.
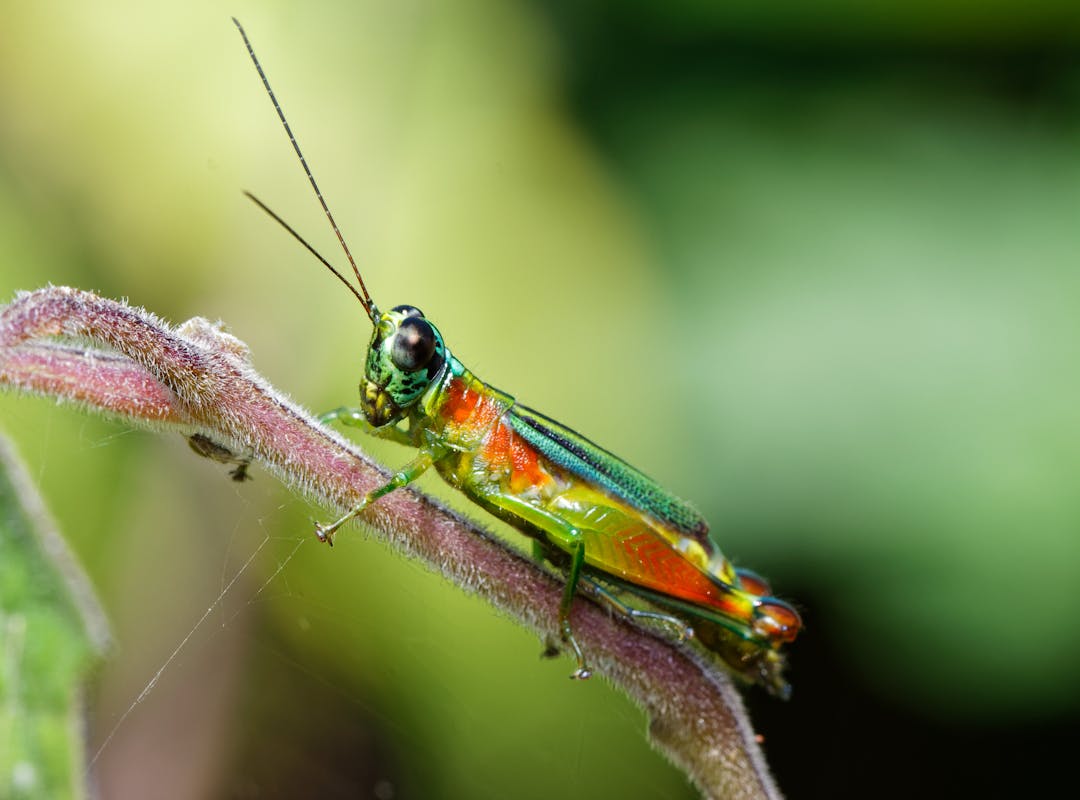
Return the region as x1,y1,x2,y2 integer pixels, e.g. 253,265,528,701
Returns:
0,434,109,800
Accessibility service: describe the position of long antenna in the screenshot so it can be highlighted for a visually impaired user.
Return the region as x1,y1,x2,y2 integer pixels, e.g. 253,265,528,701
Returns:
243,191,370,309
232,17,378,322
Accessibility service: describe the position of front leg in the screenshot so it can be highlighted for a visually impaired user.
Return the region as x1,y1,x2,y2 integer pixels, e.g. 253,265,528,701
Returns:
319,406,413,446
315,448,438,545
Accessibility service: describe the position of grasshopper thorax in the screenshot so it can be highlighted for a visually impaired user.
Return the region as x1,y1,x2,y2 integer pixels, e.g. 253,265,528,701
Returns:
361,305,447,427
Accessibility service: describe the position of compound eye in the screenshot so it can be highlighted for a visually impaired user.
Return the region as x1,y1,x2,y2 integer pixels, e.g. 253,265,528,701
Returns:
390,304,425,319
390,317,437,372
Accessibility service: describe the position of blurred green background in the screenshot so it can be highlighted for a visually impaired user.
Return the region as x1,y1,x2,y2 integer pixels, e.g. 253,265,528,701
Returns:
2,1,1079,797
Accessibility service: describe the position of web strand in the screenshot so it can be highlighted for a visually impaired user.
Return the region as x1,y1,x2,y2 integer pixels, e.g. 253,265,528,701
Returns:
86,534,294,771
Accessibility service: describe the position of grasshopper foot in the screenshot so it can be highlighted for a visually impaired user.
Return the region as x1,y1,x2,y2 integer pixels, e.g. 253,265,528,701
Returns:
673,620,695,643
560,621,591,679
314,522,336,547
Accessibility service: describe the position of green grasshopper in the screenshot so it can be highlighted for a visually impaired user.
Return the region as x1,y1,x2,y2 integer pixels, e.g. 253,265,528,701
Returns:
234,19,800,696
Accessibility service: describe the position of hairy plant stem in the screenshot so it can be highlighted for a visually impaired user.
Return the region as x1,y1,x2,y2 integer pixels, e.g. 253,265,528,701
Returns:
0,286,782,800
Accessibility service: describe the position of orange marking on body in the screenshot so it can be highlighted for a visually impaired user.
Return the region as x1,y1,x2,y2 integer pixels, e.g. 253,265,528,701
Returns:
441,377,551,493
441,377,485,425
614,527,747,614
509,428,547,491
483,418,549,494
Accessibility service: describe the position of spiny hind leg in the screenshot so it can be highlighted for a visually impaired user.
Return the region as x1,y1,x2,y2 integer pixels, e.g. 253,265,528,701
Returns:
529,542,693,660
580,577,694,643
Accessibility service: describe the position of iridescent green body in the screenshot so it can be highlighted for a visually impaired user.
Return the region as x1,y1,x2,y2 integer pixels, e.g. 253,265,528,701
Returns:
233,18,800,695
321,308,801,695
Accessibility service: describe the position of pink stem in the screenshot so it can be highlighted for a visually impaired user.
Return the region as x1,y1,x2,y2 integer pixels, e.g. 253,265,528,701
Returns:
0,286,782,800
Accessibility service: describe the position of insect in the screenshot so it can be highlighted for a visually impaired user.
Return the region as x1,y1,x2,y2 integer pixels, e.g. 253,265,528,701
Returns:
187,433,251,482
232,19,800,696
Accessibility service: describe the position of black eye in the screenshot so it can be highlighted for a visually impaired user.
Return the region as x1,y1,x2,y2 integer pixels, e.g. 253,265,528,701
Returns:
391,317,436,372
391,304,424,319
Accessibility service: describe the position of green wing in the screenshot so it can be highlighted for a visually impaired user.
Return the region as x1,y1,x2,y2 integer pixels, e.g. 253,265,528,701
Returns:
508,403,710,544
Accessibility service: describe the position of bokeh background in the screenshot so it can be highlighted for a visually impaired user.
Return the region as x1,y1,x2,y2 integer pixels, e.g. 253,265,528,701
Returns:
2,2,1080,798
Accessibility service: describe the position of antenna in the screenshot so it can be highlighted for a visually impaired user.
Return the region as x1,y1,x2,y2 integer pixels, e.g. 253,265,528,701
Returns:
232,17,379,322
243,191,371,309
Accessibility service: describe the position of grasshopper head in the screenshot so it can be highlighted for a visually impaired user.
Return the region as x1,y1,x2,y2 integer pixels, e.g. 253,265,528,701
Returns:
361,305,447,427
